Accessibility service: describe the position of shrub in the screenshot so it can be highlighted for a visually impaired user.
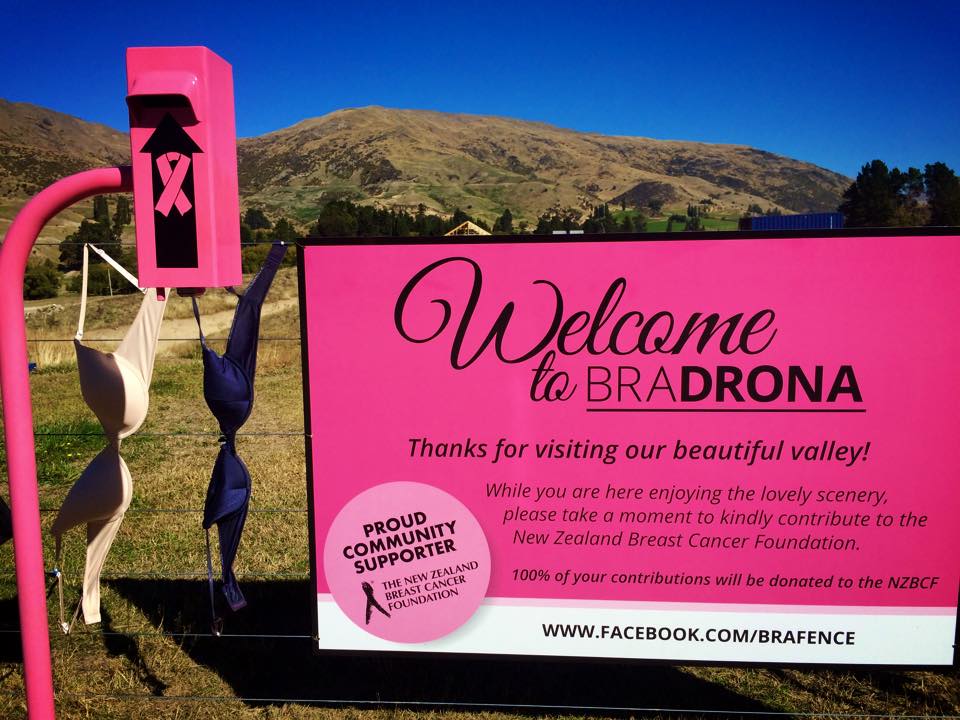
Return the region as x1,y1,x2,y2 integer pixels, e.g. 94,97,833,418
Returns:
23,260,60,300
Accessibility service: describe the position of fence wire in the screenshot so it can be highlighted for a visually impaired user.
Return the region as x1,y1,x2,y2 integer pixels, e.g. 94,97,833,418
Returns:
9,263,954,718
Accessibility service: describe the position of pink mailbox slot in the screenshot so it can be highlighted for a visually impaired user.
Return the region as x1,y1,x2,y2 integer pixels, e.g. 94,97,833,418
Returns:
126,46,241,290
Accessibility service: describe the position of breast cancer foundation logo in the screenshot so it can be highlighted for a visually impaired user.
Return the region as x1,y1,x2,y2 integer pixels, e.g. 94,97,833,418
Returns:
324,482,491,643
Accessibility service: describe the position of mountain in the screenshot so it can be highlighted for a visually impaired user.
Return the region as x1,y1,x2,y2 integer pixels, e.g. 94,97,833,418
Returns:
0,100,850,239
0,99,129,196
237,107,850,222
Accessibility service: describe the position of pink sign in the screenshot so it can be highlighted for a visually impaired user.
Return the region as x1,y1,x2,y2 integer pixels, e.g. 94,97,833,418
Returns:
301,233,960,664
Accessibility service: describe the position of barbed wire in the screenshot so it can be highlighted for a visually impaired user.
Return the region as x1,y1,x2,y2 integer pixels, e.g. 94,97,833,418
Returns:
0,628,311,639
32,431,304,437
33,507,308,514
42,694,960,718
26,337,300,342
26,241,298,247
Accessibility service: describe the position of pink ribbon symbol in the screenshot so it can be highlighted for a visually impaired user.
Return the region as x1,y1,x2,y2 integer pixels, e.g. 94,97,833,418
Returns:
155,152,193,216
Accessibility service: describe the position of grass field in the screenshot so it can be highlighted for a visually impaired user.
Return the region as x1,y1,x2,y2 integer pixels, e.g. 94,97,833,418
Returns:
1,267,959,719
642,217,741,233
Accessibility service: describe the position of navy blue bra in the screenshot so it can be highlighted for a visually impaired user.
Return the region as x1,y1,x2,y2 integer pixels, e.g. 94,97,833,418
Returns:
192,242,287,627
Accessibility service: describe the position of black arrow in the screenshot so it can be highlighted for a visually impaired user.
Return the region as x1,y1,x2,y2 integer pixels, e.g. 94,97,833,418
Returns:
142,113,202,269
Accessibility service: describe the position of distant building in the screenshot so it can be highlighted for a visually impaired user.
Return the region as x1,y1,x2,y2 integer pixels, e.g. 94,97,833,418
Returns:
738,212,844,231
445,221,490,236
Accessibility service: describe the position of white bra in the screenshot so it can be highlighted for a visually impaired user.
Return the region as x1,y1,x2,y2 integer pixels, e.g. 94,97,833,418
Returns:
50,244,167,630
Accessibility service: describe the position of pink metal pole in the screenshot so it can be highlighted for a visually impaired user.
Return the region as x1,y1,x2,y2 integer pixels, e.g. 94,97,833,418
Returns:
0,166,132,719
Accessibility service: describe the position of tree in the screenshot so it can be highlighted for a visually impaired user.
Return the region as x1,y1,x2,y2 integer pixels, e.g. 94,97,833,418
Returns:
243,207,272,230
93,196,110,224
272,217,299,242
924,162,960,226
314,202,358,236
59,219,111,271
838,160,897,227
493,208,514,234
111,196,132,241
67,263,136,296
647,199,663,216
23,260,60,300
890,167,927,226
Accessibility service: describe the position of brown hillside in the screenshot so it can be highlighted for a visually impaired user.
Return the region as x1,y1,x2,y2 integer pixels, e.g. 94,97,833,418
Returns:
0,100,849,240
238,106,850,222
0,99,129,196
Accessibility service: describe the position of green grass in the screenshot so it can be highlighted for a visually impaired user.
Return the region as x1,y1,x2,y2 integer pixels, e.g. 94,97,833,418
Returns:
639,216,739,233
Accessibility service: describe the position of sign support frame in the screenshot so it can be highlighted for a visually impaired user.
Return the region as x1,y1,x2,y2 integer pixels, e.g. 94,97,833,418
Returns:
0,166,133,719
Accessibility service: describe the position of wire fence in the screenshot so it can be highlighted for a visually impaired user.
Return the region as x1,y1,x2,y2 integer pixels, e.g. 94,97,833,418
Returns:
7,270,958,718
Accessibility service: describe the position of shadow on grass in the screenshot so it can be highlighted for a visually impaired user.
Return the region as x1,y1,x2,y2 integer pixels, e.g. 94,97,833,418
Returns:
107,578,777,714
0,594,22,664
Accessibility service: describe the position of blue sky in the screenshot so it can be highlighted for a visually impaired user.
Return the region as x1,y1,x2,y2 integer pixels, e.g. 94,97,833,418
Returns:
2,0,958,177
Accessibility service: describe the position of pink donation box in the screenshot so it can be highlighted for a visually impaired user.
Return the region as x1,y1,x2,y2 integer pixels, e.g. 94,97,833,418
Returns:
127,46,241,289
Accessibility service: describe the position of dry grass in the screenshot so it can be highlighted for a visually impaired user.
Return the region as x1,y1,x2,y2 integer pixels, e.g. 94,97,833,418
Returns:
1,268,958,719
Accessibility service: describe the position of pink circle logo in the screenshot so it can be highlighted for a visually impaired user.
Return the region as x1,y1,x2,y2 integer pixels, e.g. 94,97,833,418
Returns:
323,481,491,643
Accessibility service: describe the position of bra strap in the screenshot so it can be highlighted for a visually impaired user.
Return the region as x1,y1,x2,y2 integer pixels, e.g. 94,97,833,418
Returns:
88,244,144,294
52,538,81,634
75,244,90,341
191,297,206,343
205,529,224,636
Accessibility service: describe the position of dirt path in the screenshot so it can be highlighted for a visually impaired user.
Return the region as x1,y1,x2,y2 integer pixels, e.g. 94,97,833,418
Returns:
155,296,299,354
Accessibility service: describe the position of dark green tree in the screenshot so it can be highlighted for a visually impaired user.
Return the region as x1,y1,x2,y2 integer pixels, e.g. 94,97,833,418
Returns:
23,260,60,300
111,196,132,241
272,217,299,241
450,208,471,227
59,219,111,271
243,207,272,230
314,202,358,236
493,208,514,234
839,160,898,227
924,162,960,226
647,199,663,216
93,196,110,224
890,167,927,226
67,263,135,296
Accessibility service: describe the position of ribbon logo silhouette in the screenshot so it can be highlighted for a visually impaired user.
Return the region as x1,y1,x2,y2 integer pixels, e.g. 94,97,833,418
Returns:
155,152,193,217
362,581,391,624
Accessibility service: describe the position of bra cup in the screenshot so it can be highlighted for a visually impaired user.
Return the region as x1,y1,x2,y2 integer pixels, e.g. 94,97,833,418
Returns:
51,447,133,538
75,343,149,439
202,449,251,529
115,354,150,439
201,345,253,433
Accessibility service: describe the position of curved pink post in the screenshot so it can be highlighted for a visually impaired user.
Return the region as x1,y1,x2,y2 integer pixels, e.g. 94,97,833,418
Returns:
0,166,132,719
